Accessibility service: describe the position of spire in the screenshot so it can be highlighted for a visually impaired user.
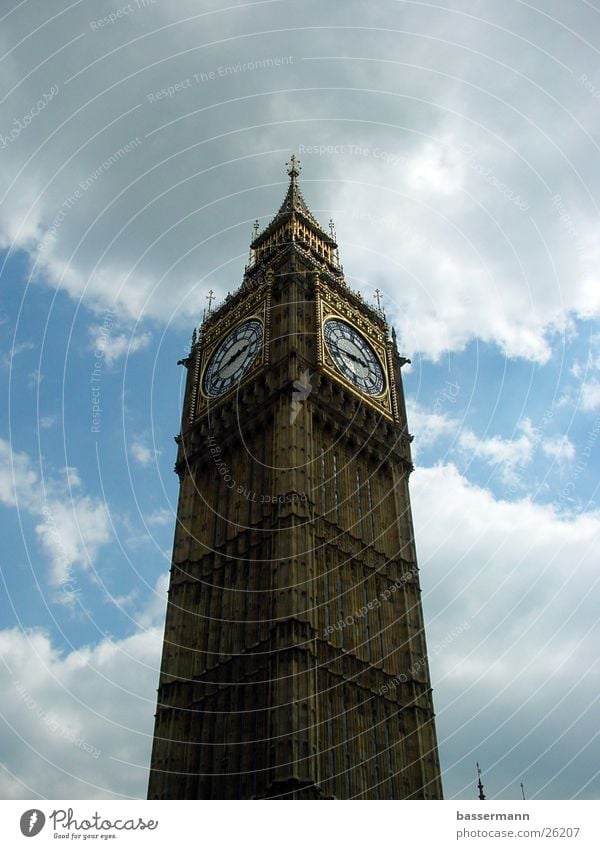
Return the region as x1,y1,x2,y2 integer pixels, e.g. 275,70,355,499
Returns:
270,153,324,231
248,156,340,272
477,762,486,800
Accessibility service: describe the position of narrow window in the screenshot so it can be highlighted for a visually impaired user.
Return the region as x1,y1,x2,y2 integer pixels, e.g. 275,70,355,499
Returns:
324,558,331,631
213,473,221,547
342,703,351,797
327,697,336,794
384,720,394,795
321,447,327,513
337,570,344,649
251,691,259,798
371,701,381,799
363,582,372,662
333,452,340,524
367,476,375,542
356,467,364,539
247,452,254,525
241,562,249,647
377,596,385,661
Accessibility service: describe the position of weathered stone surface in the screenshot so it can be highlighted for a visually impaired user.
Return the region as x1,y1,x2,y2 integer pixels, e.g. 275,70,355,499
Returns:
148,166,443,800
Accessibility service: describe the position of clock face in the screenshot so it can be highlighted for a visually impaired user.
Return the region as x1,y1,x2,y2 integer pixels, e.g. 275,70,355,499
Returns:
324,318,386,396
203,319,264,397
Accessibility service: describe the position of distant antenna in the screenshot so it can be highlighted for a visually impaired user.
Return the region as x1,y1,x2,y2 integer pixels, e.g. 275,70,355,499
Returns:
520,782,526,801
477,762,486,800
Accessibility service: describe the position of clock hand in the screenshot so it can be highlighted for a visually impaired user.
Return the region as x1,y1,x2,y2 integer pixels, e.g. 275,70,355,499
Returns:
330,342,368,370
219,342,249,372
347,351,368,369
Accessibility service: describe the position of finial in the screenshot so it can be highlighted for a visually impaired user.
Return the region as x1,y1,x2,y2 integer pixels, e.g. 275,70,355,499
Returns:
329,218,341,265
286,153,301,179
248,219,260,265
191,327,197,347
520,782,526,800
374,288,383,311
476,762,486,801
206,289,215,314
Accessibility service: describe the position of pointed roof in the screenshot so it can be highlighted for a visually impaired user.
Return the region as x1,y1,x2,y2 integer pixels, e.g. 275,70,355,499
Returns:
250,155,336,249
273,154,323,229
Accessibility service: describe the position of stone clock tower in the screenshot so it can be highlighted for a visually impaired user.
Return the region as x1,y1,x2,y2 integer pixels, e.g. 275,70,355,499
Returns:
147,158,443,800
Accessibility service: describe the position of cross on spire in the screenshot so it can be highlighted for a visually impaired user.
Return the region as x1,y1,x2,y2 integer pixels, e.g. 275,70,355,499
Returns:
286,153,301,179
374,288,383,311
206,289,215,313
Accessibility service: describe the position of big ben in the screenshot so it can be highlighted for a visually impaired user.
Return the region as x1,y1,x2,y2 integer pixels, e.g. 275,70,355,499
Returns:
147,157,443,800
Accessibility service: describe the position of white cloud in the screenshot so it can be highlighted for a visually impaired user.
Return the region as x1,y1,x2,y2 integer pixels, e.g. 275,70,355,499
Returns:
0,571,167,799
0,623,161,799
63,466,82,488
1,0,599,803
580,380,600,412
406,398,461,459
35,497,112,587
323,118,600,363
407,404,577,490
0,3,597,363
1,458,597,800
136,572,169,630
457,426,533,485
0,439,38,508
27,369,42,389
0,340,34,370
145,507,173,526
130,439,157,467
0,438,110,589
411,463,600,798
89,324,151,368
405,139,465,195
566,335,600,412
542,434,576,464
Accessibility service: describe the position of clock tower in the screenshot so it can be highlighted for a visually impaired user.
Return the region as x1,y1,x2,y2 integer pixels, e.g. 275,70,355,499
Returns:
147,157,443,799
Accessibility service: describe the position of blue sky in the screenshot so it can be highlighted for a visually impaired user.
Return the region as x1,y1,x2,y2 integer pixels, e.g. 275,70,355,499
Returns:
0,0,599,801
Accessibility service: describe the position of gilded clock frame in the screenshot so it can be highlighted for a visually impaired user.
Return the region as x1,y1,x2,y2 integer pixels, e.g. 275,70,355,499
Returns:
193,286,271,416
316,282,395,419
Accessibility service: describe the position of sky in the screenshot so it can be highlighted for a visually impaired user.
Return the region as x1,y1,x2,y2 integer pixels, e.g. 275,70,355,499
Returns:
0,0,599,801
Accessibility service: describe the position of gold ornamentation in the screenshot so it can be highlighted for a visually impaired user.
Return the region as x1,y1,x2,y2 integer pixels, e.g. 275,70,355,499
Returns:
195,291,269,413
317,285,393,419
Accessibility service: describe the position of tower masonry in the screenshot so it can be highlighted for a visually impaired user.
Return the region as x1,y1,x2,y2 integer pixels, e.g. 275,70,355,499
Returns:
148,158,443,800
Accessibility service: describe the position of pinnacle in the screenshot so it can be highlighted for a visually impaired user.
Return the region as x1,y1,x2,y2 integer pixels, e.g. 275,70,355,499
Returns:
251,155,334,248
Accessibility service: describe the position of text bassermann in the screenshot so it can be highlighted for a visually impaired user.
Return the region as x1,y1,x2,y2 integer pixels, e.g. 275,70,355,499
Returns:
457,812,530,820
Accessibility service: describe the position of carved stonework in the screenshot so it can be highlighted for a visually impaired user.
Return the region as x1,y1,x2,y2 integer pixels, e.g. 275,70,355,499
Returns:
148,162,443,801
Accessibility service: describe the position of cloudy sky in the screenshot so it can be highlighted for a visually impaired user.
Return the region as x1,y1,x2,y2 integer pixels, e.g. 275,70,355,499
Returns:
1,0,599,801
